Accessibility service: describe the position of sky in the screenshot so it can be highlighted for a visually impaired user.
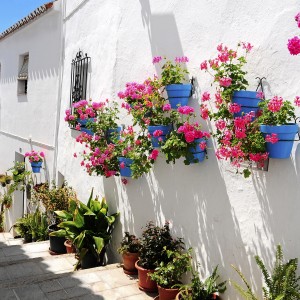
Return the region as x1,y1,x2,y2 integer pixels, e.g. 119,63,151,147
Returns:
0,0,50,33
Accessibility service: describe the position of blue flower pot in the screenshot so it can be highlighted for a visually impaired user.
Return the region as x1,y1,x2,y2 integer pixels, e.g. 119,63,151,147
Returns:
31,161,43,173
166,84,192,109
232,90,262,119
187,138,206,163
260,124,299,158
148,125,172,147
118,157,133,177
106,127,122,144
77,118,95,135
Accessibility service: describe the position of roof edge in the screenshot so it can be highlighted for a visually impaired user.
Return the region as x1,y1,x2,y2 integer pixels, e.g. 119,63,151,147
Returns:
0,1,56,41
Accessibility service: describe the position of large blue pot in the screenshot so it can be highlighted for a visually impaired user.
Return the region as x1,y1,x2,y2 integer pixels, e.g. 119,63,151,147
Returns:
187,138,206,163
166,84,192,109
106,127,122,143
118,157,133,177
148,125,172,147
31,161,43,173
232,90,262,119
260,124,299,158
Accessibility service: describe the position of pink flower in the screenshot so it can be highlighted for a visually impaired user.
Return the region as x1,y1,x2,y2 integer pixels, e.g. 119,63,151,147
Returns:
184,131,195,143
218,51,229,63
152,56,162,64
267,96,283,112
163,104,171,111
235,128,246,139
200,105,209,120
201,92,210,102
153,130,163,137
242,42,253,53
288,36,300,55
177,106,194,115
294,96,300,107
121,178,128,185
175,56,189,63
120,162,126,169
219,77,232,87
265,133,279,144
229,103,241,114
80,161,85,166
149,149,159,160
73,153,77,158
256,91,264,99
215,119,226,131
40,152,45,158
200,60,208,70
135,140,141,145
199,142,207,150
215,93,223,107
75,124,81,130
209,59,219,69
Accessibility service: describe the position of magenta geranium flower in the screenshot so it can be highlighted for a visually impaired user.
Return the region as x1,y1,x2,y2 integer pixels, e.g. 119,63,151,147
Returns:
288,36,300,55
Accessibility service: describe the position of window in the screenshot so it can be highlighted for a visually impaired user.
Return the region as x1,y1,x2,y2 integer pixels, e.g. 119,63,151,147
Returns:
18,54,29,95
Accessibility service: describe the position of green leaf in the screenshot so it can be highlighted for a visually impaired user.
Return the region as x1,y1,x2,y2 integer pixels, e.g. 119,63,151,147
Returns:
93,236,105,254
49,229,66,237
54,210,73,221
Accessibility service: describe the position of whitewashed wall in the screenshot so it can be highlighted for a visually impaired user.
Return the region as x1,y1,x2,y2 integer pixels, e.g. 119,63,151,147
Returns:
0,1,62,230
57,0,300,299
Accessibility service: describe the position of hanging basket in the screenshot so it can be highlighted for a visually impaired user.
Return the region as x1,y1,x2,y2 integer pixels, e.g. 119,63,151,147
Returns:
232,90,262,119
260,124,299,158
118,157,133,177
148,124,172,147
166,84,192,109
187,138,206,164
30,161,43,173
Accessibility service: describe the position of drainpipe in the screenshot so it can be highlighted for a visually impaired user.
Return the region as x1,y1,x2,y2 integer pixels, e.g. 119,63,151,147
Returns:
52,0,66,183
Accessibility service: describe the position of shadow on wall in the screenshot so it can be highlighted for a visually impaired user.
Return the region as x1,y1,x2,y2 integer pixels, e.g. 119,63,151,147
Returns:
253,143,300,267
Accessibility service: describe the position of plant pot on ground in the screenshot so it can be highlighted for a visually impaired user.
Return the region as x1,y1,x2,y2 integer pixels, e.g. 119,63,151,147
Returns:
136,221,184,293
149,248,192,300
53,189,119,270
118,232,141,275
48,224,66,254
64,239,76,254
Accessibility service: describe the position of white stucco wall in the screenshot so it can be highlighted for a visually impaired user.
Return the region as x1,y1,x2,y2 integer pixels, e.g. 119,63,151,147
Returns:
53,0,300,298
0,1,62,230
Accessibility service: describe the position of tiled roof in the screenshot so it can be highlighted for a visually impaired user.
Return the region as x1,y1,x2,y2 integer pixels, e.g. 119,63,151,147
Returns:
0,1,55,41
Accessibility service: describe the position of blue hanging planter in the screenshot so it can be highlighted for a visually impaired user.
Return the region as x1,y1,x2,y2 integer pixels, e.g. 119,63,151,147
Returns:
166,84,192,109
148,124,172,147
77,118,95,135
232,90,262,119
106,127,122,143
187,138,206,164
31,161,43,173
260,124,299,158
118,157,133,177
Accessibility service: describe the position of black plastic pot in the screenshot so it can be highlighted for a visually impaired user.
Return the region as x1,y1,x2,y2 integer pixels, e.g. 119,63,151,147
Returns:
24,233,32,243
48,224,66,254
80,247,107,269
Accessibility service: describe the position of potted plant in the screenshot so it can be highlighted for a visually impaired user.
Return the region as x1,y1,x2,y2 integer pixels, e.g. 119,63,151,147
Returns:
153,56,192,109
200,43,269,178
177,265,226,300
32,181,78,254
52,189,119,270
149,248,192,300
161,105,210,164
118,232,141,275
119,77,178,148
25,150,45,173
232,244,300,300
115,126,156,178
136,221,184,293
257,95,300,158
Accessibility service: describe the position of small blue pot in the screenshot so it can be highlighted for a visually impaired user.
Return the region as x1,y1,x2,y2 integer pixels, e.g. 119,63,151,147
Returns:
31,161,43,173
166,84,192,109
232,90,262,119
148,124,172,147
260,124,299,158
118,157,133,177
106,127,122,143
187,138,206,163
77,118,95,135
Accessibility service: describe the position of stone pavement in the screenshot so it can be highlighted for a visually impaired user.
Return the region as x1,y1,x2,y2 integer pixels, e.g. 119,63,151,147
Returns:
0,233,157,300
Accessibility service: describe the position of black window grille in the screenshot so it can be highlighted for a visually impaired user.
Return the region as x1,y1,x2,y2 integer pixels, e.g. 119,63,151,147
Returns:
70,51,90,107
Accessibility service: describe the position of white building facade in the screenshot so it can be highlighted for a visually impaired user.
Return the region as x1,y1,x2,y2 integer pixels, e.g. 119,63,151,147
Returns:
2,0,300,298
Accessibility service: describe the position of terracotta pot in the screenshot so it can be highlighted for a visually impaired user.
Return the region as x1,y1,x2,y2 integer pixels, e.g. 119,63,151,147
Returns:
122,252,139,275
158,285,179,300
64,240,76,254
135,260,158,292
175,291,220,300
